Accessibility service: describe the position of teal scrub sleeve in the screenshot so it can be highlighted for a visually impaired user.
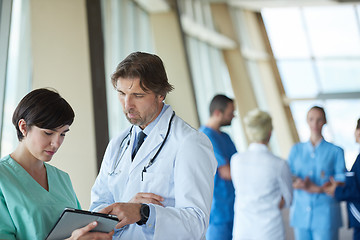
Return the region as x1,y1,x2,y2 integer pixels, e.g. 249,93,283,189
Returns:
0,189,16,240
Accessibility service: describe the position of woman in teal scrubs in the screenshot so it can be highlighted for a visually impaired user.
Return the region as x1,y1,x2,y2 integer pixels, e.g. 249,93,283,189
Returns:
288,106,346,240
0,88,113,240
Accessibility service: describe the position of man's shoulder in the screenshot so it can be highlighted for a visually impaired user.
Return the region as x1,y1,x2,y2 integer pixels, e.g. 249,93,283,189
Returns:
109,127,133,142
173,117,210,142
198,125,217,138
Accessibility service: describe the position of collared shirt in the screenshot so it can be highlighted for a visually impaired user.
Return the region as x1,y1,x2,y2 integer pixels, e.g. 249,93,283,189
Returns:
132,103,169,151
0,155,80,240
130,103,169,235
288,139,346,230
199,126,237,224
231,143,293,240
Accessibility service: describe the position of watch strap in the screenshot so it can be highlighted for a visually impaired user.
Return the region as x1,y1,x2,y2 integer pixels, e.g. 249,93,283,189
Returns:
136,204,150,226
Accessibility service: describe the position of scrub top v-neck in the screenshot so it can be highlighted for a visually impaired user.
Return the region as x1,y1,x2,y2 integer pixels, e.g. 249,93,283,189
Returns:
0,155,81,240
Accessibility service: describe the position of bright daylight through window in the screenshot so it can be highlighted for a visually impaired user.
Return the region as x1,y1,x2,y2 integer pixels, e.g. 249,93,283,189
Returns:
262,5,360,169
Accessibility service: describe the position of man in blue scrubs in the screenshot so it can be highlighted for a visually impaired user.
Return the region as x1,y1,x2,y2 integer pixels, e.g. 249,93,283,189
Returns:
200,94,237,240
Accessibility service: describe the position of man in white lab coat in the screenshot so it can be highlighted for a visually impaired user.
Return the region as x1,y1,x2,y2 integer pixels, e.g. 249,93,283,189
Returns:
90,52,217,240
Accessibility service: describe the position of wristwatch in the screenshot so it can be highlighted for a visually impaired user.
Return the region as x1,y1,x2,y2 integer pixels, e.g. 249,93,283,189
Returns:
137,204,150,225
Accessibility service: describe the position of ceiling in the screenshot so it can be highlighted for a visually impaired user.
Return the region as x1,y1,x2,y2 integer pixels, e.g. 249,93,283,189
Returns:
222,0,360,11
136,0,360,13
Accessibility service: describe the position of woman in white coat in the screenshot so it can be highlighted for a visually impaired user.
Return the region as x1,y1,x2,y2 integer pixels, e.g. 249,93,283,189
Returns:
231,109,293,240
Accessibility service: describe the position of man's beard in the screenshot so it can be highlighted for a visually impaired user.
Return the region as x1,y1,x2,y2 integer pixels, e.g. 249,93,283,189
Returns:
125,110,144,126
221,120,232,127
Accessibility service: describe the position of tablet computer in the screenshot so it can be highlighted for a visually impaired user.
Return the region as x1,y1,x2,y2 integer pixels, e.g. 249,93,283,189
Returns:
46,208,118,240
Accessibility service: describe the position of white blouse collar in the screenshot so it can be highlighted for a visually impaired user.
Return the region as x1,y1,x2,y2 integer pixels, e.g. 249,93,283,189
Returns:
248,142,268,152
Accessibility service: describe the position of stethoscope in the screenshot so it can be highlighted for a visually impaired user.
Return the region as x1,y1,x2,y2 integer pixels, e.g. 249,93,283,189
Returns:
108,111,175,181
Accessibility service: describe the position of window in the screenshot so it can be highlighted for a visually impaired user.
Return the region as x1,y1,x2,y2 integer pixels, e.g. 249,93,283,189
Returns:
262,5,360,169
0,0,31,158
101,0,154,138
178,0,245,150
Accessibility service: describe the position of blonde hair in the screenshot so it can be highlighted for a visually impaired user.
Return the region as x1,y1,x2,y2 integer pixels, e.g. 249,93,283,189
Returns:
244,109,273,143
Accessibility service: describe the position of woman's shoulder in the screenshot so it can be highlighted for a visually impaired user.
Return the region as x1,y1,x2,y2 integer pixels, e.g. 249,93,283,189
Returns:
0,154,10,164
0,155,16,172
322,139,342,148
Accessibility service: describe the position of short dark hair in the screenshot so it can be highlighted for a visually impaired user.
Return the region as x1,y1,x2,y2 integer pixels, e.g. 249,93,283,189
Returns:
12,88,75,141
357,118,360,130
111,52,174,97
209,94,233,116
308,105,327,122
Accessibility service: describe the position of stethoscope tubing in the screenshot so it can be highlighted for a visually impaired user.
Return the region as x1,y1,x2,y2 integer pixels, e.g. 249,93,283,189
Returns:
108,111,175,178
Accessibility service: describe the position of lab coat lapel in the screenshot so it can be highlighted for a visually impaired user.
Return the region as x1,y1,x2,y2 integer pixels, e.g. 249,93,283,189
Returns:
128,107,173,174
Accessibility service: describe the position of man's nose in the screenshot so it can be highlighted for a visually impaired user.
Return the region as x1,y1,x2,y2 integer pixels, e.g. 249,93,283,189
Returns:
124,95,134,109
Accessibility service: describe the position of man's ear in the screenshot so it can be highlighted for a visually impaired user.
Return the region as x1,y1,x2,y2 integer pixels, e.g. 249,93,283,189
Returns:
158,95,165,102
18,119,28,137
213,109,223,117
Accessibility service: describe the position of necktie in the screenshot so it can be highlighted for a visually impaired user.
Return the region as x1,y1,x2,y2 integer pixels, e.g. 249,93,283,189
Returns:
132,131,146,160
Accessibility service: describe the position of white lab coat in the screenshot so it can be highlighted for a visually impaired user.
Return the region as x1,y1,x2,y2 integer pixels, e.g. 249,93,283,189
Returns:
230,143,293,240
90,106,217,240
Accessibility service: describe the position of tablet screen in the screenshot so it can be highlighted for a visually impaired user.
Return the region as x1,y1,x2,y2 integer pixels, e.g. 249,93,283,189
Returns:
46,208,118,240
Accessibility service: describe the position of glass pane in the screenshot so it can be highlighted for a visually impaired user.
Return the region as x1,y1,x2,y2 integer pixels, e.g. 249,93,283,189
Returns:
304,6,360,57
101,0,154,139
277,60,319,98
316,59,360,93
325,99,360,170
261,8,310,58
185,35,246,151
1,0,32,158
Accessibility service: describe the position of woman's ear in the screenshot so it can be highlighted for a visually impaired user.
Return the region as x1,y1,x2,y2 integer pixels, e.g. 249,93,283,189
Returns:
18,119,27,137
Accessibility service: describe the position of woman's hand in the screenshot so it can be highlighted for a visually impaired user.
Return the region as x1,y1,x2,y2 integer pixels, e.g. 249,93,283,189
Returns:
292,177,306,189
278,197,285,209
67,221,114,240
323,177,344,196
293,177,323,193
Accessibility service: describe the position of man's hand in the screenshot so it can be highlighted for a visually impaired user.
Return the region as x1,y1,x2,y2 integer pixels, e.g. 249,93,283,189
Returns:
129,192,164,206
99,203,142,229
218,164,231,180
67,221,114,240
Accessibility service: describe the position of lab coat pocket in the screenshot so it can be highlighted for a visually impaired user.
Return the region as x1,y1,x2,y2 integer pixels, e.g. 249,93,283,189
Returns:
141,172,171,204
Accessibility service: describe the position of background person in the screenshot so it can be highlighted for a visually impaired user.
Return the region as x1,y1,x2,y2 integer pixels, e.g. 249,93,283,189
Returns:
0,88,113,240
231,109,293,240
288,106,346,240
90,52,217,239
324,118,360,240
199,94,237,240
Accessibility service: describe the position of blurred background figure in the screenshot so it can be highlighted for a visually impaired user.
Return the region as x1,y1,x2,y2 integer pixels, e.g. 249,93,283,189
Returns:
288,106,346,240
199,94,237,240
231,108,293,240
324,118,360,240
